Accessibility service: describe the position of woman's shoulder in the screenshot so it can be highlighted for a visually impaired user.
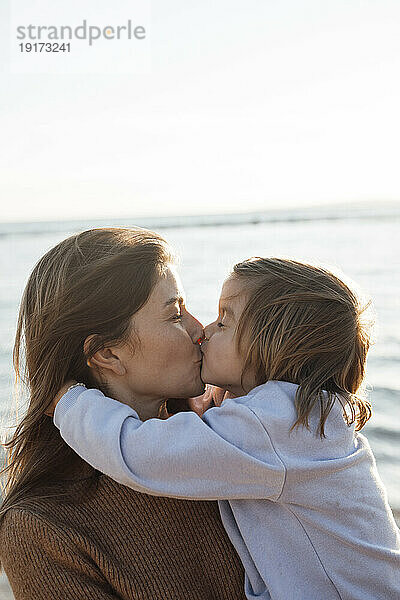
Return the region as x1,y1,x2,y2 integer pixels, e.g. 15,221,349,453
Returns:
0,474,103,548
0,495,124,599
0,477,119,566
0,503,36,536
0,504,49,541
0,472,226,559
0,502,73,570
0,474,222,537
0,498,78,543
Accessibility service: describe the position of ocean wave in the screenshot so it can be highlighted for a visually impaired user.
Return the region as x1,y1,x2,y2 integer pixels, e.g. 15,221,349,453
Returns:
369,356,400,366
0,203,399,238
364,425,400,443
370,386,400,398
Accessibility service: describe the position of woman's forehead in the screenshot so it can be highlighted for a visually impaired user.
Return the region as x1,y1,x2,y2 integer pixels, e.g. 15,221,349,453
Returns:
150,267,186,307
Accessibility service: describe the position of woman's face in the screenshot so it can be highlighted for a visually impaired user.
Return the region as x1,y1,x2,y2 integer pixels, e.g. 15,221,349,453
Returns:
107,266,205,411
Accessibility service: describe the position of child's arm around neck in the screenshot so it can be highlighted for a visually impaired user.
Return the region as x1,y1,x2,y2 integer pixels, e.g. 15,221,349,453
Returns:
53,383,286,501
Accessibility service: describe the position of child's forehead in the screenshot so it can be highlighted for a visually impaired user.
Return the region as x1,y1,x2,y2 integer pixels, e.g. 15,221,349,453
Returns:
219,277,247,308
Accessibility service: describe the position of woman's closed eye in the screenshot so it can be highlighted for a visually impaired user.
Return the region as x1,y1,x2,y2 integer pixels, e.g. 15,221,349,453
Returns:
172,312,183,321
171,303,188,322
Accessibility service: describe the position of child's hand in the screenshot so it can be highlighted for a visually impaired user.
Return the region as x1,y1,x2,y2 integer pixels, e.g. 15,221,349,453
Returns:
188,385,228,416
210,386,229,407
45,379,77,417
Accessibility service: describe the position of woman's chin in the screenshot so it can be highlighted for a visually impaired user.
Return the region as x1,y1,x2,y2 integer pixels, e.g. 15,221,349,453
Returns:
188,374,206,397
194,382,206,396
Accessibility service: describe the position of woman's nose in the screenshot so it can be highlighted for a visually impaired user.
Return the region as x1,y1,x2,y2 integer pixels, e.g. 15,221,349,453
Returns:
185,311,204,344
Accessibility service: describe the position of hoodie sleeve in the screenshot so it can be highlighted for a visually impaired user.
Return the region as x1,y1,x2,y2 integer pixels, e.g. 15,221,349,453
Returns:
54,386,286,501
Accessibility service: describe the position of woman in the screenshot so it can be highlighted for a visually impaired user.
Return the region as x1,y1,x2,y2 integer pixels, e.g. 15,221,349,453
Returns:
0,228,246,600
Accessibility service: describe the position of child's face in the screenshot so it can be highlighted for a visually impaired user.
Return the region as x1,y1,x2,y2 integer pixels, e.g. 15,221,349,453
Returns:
201,277,251,397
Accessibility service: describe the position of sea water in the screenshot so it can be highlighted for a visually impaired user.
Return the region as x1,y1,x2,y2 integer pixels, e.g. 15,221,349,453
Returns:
0,207,399,515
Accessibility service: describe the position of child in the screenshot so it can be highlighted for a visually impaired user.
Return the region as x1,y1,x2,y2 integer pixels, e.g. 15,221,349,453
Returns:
53,257,400,599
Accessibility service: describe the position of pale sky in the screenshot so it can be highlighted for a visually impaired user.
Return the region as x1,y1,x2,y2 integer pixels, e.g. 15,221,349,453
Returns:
1,0,400,223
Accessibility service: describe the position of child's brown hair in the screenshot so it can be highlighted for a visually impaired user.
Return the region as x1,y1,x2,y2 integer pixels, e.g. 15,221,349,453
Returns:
232,257,373,437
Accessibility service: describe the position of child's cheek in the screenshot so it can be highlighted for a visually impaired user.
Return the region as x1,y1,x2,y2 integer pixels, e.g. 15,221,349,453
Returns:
206,338,219,363
217,337,228,362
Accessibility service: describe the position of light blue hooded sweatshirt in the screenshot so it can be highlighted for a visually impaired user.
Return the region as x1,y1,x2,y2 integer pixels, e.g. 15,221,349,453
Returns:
54,380,400,600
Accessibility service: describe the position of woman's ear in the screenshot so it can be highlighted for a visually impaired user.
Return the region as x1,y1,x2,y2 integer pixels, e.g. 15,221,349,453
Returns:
84,334,127,376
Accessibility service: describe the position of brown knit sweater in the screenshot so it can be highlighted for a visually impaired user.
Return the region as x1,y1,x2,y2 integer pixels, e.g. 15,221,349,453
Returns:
0,474,247,600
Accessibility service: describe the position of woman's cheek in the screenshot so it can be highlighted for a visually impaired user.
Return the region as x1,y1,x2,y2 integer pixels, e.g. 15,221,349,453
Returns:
168,327,192,360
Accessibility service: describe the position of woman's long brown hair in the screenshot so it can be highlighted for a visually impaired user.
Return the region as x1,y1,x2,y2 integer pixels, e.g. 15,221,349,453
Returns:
232,257,373,437
0,228,173,559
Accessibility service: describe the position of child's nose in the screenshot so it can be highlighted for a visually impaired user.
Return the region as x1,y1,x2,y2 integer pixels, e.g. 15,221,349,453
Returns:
203,323,213,341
